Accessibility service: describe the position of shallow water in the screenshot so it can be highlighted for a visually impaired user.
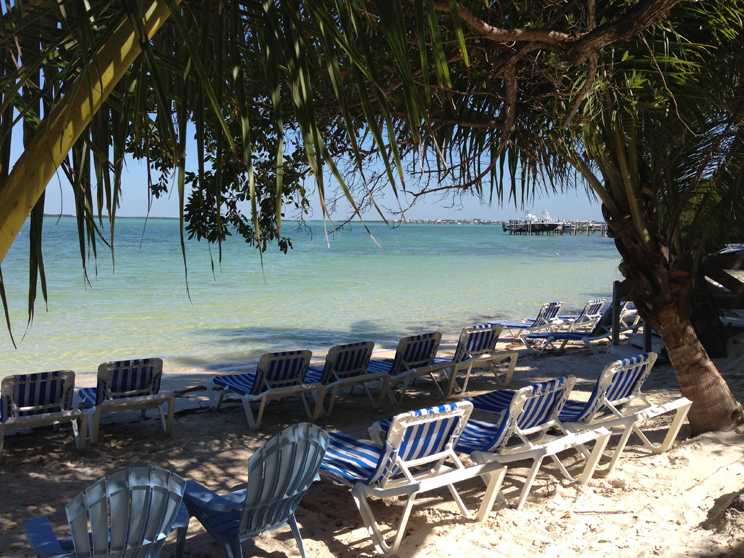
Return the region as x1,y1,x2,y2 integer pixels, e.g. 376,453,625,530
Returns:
1,217,620,376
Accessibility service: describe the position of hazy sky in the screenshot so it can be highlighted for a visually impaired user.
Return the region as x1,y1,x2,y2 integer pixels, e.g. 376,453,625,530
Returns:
39,156,603,221
10,127,602,221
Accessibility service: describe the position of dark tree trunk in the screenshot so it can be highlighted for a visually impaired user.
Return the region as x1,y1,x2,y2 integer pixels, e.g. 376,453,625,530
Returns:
604,209,743,434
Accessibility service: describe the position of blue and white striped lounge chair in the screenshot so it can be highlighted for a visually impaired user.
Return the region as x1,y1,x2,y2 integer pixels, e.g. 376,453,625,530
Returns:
367,331,442,406
213,350,320,429
1,371,84,455
176,423,328,558
24,466,187,558
523,302,630,353
77,358,175,443
320,401,506,556
487,301,562,337
557,298,608,331
558,352,691,476
305,341,383,415
428,324,519,397
454,377,611,509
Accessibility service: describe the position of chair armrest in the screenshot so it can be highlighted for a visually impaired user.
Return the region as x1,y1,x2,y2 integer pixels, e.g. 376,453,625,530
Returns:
24,516,70,558
183,480,246,514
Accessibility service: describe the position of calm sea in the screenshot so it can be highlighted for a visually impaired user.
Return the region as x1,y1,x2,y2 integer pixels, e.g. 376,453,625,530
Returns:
1,217,620,376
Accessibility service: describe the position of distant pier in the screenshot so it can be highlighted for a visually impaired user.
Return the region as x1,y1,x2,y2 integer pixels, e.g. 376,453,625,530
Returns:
503,219,608,236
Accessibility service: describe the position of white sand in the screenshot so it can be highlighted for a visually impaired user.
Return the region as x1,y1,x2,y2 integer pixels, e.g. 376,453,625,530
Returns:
1,343,743,557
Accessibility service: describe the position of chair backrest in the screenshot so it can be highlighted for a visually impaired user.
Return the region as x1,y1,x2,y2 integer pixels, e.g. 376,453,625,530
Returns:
0,371,75,422
575,352,657,422
95,358,163,404
239,423,328,538
369,401,472,487
570,299,607,331
254,350,312,393
470,376,575,451
390,332,442,375
534,301,562,326
452,325,503,363
65,466,186,557
320,341,375,383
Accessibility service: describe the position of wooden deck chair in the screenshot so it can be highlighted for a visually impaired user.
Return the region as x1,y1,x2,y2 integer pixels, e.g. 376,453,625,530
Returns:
305,341,382,415
455,377,611,510
213,350,320,429
1,370,84,455
320,401,506,556
24,466,187,557
558,352,691,475
177,423,328,558
366,332,442,406
78,358,175,443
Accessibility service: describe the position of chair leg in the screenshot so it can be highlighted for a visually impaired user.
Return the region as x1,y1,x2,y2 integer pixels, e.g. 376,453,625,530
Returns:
446,483,469,517
89,409,102,444
605,422,635,477
580,431,611,485
241,397,258,429
656,404,690,453
71,418,86,450
213,388,225,411
175,526,188,558
0,427,5,456
515,457,544,510
222,537,244,558
476,466,507,521
166,397,175,434
351,484,417,557
288,513,307,558
311,387,325,420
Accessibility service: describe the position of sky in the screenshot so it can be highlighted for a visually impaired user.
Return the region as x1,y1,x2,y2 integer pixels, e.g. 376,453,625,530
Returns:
39,154,603,222
10,123,602,222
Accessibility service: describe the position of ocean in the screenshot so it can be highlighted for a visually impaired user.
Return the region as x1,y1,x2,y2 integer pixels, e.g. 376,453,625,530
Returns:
0,217,621,376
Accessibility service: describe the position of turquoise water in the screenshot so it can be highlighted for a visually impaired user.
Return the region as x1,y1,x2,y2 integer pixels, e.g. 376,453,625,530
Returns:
1,217,620,376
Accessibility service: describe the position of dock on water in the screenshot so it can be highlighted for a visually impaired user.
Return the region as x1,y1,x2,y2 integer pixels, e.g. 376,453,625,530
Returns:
503,219,608,236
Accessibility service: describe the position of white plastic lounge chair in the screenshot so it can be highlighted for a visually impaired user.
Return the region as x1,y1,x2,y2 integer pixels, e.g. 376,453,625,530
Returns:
558,352,691,475
453,377,611,510
426,324,519,397
487,301,562,337
367,331,442,406
1,371,84,455
320,401,507,556
177,423,328,558
557,298,608,331
523,302,636,353
24,466,187,557
78,358,175,443
305,341,383,415
213,350,320,429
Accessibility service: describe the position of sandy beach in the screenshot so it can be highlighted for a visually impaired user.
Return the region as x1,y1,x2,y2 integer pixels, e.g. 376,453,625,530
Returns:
1,338,743,557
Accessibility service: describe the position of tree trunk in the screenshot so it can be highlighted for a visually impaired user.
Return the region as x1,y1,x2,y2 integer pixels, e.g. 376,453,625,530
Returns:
605,208,743,434
655,304,742,434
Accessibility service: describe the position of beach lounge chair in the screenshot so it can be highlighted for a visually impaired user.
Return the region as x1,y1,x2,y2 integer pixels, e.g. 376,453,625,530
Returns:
558,352,692,475
24,466,187,558
453,377,611,509
367,331,442,406
426,324,519,398
177,423,328,558
77,358,175,443
305,341,383,415
320,401,507,556
213,350,321,429
1,370,84,455
557,298,608,331
487,301,562,337
522,302,636,353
